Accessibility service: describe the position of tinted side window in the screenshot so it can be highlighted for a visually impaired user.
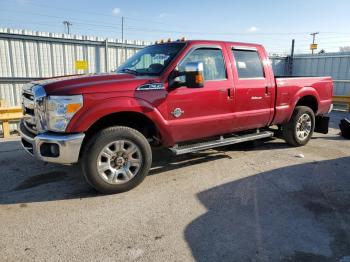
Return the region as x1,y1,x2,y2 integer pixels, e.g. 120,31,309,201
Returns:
232,49,264,78
179,48,226,81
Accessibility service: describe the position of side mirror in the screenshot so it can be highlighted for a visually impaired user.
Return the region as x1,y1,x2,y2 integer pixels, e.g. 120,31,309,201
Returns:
183,62,204,88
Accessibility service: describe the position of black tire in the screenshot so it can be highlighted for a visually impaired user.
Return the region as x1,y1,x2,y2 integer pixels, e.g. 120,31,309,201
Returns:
81,126,152,194
282,106,315,146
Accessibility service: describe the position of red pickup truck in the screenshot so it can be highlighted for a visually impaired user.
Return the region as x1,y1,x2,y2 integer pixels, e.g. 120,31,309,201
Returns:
20,40,333,193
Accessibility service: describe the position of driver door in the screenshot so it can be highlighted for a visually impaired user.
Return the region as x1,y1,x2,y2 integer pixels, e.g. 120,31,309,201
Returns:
165,46,235,143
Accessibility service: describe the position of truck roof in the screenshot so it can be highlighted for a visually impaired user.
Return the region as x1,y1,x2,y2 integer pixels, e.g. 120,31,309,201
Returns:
154,39,263,49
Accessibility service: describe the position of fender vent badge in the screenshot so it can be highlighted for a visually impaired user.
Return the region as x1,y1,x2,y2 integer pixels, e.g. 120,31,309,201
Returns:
172,108,184,118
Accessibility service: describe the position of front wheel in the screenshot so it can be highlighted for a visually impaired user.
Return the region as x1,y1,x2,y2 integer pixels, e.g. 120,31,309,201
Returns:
81,126,152,194
282,106,315,146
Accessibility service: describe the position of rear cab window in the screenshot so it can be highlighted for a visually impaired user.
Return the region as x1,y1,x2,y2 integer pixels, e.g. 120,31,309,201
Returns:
232,49,265,79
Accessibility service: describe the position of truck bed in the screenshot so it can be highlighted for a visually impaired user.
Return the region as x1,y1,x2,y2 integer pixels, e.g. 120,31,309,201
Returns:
272,76,333,124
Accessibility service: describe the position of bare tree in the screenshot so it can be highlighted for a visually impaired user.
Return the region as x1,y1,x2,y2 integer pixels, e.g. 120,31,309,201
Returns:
339,46,350,52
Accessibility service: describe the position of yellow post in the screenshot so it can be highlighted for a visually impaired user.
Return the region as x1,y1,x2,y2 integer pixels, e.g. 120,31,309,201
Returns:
0,106,23,138
2,120,10,138
0,99,6,107
333,95,350,112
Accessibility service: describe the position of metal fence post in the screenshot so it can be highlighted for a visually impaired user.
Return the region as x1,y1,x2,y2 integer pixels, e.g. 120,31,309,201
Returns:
105,39,109,73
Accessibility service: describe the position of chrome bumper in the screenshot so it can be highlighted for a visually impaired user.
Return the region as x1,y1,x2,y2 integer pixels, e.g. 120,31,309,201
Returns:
19,120,85,164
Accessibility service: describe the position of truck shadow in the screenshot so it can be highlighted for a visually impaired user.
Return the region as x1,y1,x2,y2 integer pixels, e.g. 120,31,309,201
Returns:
0,141,235,204
184,156,350,262
0,137,345,205
149,147,232,176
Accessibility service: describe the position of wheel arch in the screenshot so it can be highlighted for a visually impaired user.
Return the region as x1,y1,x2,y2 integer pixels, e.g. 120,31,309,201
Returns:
295,95,318,113
288,87,320,121
84,111,160,143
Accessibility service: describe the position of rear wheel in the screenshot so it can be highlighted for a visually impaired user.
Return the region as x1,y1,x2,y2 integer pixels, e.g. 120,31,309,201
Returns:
282,106,315,146
81,126,152,194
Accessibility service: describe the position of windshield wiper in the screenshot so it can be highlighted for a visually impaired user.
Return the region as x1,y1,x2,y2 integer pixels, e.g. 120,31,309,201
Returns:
120,68,140,75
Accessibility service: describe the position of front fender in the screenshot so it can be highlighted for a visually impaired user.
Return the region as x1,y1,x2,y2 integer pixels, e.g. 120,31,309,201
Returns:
66,95,174,145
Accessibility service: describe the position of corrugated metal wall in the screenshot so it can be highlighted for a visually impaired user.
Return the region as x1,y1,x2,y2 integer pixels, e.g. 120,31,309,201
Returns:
0,28,149,107
292,52,350,96
1,29,350,109
2,28,349,105
0,28,150,134
270,53,350,96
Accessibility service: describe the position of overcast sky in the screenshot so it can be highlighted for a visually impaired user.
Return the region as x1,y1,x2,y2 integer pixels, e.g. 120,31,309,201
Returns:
1,0,350,54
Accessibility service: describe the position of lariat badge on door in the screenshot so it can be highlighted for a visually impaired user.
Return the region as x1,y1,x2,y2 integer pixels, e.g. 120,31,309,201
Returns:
172,108,184,118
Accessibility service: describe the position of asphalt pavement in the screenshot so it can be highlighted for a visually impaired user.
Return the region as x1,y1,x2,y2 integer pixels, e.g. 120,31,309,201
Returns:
1,112,350,262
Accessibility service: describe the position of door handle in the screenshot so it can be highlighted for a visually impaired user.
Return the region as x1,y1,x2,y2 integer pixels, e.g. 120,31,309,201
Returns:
227,88,232,99
219,88,232,99
265,86,269,95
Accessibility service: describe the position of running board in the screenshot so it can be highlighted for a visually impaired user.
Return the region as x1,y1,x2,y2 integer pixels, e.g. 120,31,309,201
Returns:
170,131,274,155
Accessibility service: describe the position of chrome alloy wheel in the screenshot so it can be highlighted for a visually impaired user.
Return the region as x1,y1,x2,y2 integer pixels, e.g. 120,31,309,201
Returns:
296,113,312,141
97,140,143,185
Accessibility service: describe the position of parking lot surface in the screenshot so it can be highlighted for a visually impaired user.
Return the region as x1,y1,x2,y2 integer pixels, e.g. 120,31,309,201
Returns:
1,112,350,262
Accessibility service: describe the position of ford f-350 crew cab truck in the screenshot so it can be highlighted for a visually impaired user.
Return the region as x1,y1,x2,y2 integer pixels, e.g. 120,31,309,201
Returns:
20,40,333,194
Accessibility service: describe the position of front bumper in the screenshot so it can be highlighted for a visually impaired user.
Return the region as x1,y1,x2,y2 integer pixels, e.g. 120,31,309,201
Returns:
19,120,85,164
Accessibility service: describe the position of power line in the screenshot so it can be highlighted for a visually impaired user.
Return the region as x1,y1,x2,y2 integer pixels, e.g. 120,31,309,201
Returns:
2,0,191,29
0,8,123,28
2,8,350,38
0,20,123,34
3,18,350,48
8,0,350,38
2,4,350,53
6,18,346,41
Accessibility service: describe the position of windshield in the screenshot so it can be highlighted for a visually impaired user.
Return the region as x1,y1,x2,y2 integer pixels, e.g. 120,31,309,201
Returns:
116,43,186,76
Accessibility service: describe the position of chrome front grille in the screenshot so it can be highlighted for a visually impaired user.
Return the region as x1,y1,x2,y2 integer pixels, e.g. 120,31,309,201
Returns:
22,84,38,134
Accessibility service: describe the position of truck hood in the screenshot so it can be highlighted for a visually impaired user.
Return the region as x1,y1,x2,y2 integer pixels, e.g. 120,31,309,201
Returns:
32,73,160,95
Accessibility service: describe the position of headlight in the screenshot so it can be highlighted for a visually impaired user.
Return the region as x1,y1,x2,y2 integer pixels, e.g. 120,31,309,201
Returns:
46,95,83,132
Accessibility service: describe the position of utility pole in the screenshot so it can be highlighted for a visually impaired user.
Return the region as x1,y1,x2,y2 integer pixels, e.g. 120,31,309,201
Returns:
310,32,319,55
63,21,73,34
121,16,126,62
121,16,124,44
288,39,295,75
